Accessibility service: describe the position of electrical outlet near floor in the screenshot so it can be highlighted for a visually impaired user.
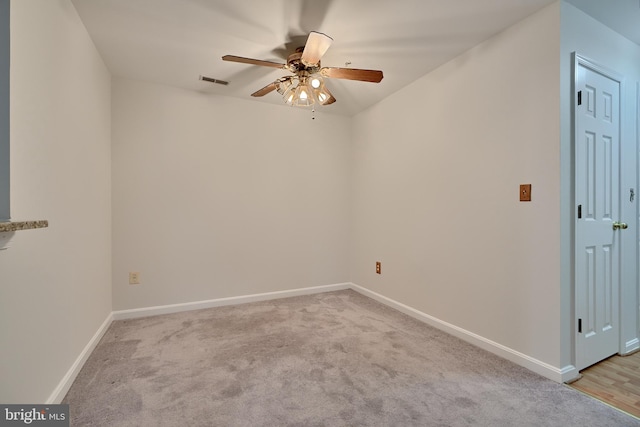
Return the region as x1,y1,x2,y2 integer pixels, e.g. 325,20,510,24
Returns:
129,272,141,285
376,261,381,274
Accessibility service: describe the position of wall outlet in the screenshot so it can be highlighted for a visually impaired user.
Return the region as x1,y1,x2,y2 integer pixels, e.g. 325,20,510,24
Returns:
129,272,141,285
376,261,381,274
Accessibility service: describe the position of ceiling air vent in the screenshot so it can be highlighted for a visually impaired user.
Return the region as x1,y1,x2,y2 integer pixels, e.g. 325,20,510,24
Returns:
199,75,228,85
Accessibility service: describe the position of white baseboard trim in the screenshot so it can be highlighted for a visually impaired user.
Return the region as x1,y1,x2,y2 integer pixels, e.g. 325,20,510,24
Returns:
48,283,350,402
112,283,351,320
349,283,571,383
46,312,113,404
623,338,640,355
560,365,579,383
50,280,580,403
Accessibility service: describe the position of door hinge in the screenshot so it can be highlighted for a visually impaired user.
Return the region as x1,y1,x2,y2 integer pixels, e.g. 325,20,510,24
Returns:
577,204,582,219
577,90,582,105
578,318,582,333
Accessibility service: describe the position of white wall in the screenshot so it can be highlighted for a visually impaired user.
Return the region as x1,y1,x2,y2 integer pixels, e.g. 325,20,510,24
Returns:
559,2,640,369
111,79,351,310
6,0,622,403
350,3,562,368
0,0,111,403
0,0,8,221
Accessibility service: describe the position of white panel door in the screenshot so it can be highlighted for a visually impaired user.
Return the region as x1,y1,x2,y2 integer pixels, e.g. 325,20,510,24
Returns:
575,58,622,371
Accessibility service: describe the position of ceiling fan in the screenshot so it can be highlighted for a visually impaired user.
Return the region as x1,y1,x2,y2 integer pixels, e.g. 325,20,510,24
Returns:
222,31,383,107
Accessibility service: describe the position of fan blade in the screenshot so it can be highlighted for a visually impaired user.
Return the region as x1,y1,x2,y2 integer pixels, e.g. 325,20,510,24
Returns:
251,82,278,97
301,31,333,66
222,55,285,69
321,67,383,83
321,86,336,105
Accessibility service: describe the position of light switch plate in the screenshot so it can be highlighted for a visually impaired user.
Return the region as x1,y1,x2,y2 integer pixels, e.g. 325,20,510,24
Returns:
520,184,532,202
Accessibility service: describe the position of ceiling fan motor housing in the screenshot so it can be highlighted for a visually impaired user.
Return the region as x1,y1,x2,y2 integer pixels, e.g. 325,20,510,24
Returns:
287,50,320,73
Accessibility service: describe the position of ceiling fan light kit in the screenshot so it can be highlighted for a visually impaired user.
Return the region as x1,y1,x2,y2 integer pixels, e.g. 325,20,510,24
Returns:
277,74,332,107
222,31,383,108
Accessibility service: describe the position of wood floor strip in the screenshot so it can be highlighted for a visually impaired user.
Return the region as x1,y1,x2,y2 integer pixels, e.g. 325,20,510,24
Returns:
570,352,640,419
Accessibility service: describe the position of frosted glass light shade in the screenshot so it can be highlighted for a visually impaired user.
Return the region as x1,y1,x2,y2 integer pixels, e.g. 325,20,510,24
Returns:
276,78,293,95
292,81,314,107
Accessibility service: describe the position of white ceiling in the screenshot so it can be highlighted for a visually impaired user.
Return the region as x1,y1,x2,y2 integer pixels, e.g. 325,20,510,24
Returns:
565,0,640,47
70,0,636,116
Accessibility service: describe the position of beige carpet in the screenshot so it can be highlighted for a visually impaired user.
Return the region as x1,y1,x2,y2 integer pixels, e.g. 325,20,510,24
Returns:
64,290,639,426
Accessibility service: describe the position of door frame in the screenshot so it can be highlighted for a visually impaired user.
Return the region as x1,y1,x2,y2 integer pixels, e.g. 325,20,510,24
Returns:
636,81,640,348
572,52,628,370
